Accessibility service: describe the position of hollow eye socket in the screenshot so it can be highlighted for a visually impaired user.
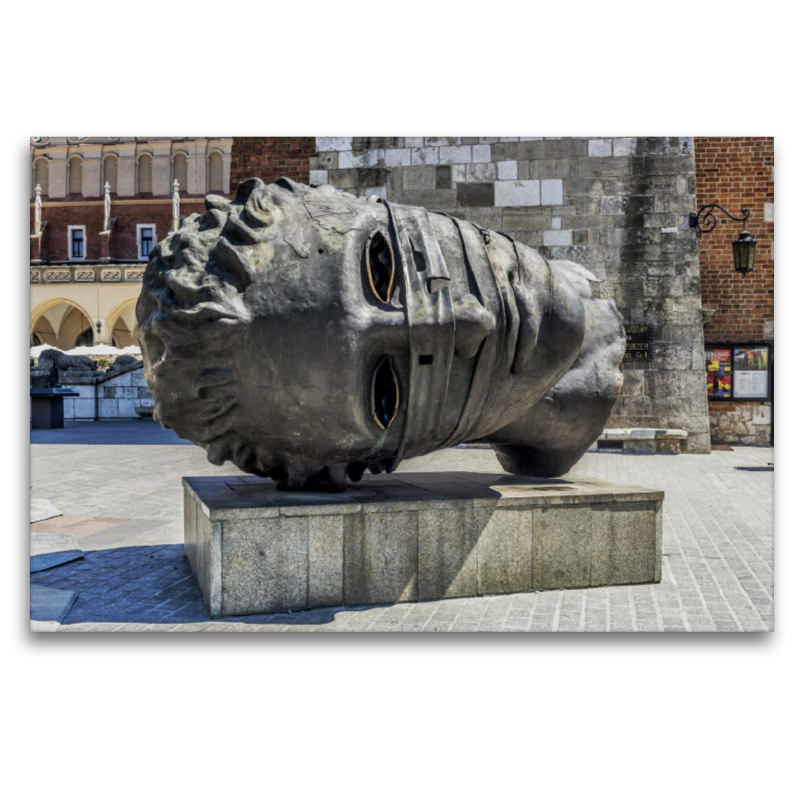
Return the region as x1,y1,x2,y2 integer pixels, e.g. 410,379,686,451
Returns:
370,356,399,430
366,230,395,304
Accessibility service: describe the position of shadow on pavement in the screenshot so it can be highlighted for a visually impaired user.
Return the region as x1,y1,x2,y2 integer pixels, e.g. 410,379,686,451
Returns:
28,544,338,626
31,420,194,446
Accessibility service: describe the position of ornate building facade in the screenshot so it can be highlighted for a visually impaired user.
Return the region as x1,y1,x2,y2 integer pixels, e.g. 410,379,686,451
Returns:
30,137,233,349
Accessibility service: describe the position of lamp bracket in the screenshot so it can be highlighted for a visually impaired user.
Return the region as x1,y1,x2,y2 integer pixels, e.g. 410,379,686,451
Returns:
689,202,750,236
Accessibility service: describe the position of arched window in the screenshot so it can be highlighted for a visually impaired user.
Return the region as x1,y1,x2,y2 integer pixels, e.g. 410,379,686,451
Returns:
34,158,49,196
173,153,188,192
103,155,118,194
208,151,224,193
68,156,83,195
138,154,153,194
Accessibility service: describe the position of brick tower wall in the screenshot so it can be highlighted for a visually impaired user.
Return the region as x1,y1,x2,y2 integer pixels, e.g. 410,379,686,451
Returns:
229,137,316,191
695,136,774,342
694,136,774,445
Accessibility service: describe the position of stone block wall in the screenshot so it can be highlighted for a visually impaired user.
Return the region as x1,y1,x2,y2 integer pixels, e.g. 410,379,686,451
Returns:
310,136,709,453
708,402,772,446
54,363,152,421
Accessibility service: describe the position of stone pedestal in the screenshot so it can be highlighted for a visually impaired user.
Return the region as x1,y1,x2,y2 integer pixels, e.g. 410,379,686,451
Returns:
183,472,664,618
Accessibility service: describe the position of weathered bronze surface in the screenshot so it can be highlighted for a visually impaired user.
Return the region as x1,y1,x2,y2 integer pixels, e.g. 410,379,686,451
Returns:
137,178,625,491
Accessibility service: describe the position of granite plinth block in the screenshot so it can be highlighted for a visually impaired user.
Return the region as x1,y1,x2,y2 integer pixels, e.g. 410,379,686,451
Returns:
183,472,664,618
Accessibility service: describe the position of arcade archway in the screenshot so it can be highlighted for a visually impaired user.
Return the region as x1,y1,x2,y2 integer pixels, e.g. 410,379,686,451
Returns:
30,299,95,351
106,298,139,348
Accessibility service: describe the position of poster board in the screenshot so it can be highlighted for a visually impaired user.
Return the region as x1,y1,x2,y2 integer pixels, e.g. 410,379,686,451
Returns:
706,348,732,399
733,346,770,399
705,344,771,401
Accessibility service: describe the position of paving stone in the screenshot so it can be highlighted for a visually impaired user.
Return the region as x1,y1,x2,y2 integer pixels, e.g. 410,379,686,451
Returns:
31,425,772,633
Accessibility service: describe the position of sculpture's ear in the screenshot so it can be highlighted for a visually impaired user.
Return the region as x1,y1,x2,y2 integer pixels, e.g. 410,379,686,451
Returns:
233,177,264,204
242,183,274,229
209,238,254,292
272,177,299,192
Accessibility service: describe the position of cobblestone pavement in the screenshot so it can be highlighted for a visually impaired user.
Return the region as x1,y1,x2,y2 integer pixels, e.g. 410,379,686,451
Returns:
30,422,774,633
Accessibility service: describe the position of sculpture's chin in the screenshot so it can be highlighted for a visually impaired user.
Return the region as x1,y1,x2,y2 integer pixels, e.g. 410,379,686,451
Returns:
492,442,588,479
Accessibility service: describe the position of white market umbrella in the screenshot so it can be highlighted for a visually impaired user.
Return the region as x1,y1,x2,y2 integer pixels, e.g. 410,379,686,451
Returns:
64,344,123,357
119,345,142,355
30,344,62,358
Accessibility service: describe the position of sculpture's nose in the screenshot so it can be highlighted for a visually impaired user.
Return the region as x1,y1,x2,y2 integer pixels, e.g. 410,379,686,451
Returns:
453,292,494,359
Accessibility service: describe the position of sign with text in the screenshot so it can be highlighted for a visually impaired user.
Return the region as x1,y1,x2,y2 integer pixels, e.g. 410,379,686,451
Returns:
733,347,770,399
623,323,652,363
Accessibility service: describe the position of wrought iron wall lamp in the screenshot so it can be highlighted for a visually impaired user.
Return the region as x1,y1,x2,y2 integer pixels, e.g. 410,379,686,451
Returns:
689,201,757,275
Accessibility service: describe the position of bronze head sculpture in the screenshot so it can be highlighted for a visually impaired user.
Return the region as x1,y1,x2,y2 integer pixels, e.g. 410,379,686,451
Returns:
136,177,625,491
